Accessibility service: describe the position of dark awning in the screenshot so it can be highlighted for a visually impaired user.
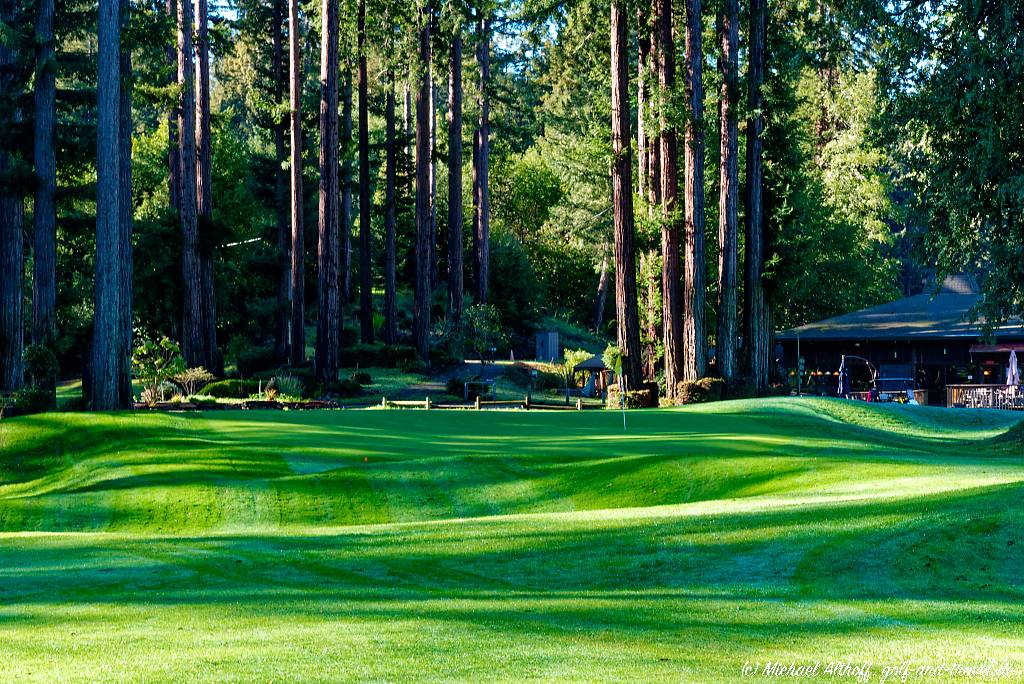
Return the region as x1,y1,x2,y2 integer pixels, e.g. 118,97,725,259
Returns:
574,355,609,372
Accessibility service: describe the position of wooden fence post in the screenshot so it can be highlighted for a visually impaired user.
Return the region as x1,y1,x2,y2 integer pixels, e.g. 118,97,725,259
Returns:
475,396,481,410
425,397,431,410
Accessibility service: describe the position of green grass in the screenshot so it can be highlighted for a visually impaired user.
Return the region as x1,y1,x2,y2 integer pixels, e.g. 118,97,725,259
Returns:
0,398,1022,681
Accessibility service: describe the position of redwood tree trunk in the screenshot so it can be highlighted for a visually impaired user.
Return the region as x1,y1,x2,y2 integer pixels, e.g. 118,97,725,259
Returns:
195,0,217,372
178,0,203,368
716,0,739,381
638,0,659,212
91,0,132,409
117,0,134,407
429,82,438,289
0,13,22,389
357,0,374,344
341,64,353,304
610,0,643,389
384,77,398,344
683,0,707,380
593,253,610,332
32,0,57,397
288,0,304,365
474,13,490,304
166,0,181,214
447,32,464,325
272,0,289,363
315,0,340,383
414,2,432,362
658,0,682,398
744,0,769,390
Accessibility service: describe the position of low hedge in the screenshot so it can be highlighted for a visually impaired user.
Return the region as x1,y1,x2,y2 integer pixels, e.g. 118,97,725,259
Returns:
340,343,419,369
607,381,660,409
200,379,261,398
675,377,725,405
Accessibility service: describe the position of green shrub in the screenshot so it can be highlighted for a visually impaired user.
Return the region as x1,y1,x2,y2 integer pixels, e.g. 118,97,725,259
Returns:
351,371,372,385
340,343,418,368
12,387,53,415
606,384,659,410
675,377,725,405
725,376,757,400
132,336,186,406
268,374,305,399
429,345,461,370
236,346,278,376
445,377,467,397
200,379,260,398
397,357,428,375
325,377,362,398
461,304,508,360
174,367,216,396
24,343,59,389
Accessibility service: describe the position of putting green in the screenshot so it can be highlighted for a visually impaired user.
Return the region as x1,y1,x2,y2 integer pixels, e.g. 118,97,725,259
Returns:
0,398,1021,682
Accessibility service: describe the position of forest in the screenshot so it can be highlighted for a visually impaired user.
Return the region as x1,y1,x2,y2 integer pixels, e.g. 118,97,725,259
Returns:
0,0,1021,409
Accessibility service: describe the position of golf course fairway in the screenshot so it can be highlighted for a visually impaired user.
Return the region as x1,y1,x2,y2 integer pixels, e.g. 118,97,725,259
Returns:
0,398,1021,682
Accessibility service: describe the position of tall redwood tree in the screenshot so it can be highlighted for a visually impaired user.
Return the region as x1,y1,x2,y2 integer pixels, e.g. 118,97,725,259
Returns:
683,0,707,380
195,0,217,371
473,12,490,304
288,0,305,365
357,0,374,343
32,0,57,398
610,0,643,389
744,0,769,390
177,0,203,368
658,0,682,397
315,0,340,382
414,0,432,362
717,0,739,381
448,30,464,324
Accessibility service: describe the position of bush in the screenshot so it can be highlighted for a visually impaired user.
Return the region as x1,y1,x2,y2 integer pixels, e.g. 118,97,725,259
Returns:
606,385,659,409
12,387,52,415
268,374,305,399
340,343,418,369
724,375,757,400
200,379,260,398
675,377,725,405
24,343,58,389
461,303,508,360
351,371,372,385
174,367,216,396
325,377,362,398
236,346,278,376
445,376,468,397
132,336,185,406
428,345,461,371
397,357,427,375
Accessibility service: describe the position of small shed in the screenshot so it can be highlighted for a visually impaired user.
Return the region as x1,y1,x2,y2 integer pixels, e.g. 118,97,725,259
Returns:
536,331,560,362
572,355,611,398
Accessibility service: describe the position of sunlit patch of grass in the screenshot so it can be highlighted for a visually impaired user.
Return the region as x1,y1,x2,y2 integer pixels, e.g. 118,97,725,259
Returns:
0,399,1022,681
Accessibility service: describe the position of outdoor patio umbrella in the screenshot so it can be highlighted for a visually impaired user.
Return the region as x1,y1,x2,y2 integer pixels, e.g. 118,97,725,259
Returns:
1008,350,1020,386
837,356,850,396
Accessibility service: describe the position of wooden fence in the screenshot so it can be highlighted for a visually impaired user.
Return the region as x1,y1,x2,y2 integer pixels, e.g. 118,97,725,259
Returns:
381,396,595,411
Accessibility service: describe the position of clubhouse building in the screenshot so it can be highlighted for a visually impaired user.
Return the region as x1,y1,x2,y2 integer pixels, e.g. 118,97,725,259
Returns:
776,275,1024,405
